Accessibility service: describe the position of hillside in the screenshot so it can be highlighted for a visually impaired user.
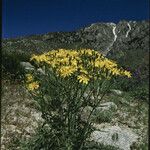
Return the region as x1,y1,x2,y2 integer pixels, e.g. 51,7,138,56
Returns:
2,20,149,97
1,20,149,149
2,20,149,54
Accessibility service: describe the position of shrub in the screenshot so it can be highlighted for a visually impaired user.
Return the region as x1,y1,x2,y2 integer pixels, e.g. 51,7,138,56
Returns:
131,85,149,101
2,50,31,80
23,49,131,149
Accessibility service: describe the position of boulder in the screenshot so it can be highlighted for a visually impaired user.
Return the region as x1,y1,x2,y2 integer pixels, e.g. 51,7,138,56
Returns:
90,125,138,150
20,62,34,71
37,68,45,74
98,102,118,111
81,102,117,122
111,89,123,96
81,106,93,121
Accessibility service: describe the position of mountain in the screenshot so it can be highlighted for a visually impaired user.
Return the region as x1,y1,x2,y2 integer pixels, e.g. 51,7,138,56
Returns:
2,20,149,97
2,20,149,54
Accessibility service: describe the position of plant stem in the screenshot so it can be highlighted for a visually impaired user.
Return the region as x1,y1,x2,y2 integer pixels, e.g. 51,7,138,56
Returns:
78,80,112,149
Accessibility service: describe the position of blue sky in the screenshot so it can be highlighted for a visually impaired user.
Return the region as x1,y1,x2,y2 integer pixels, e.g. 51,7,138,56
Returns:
2,0,149,38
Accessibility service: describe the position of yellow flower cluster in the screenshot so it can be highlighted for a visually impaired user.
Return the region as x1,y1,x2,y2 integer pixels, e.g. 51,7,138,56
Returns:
27,81,39,91
26,74,39,91
77,74,90,84
26,74,34,82
30,49,131,84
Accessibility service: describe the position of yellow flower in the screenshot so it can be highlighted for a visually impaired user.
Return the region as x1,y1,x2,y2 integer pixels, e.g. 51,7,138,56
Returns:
30,54,47,63
123,70,132,78
58,66,77,77
94,59,105,68
71,59,78,66
77,74,90,84
111,68,121,75
27,81,39,91
26,74,33,82
80,68,88,74
80,49,96,56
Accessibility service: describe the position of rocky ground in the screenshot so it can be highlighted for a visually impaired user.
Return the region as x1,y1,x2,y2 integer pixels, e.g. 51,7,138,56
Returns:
1,77,148,150
1,79,43,150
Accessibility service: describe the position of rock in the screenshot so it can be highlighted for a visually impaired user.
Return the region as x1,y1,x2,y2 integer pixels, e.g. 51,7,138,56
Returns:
83,93,95,100
81,106,93,121
31,111,43,122
20,62,34,71
98,102,118,111
111,89,123,96
81,102,117,122
90,125,138,150
37,68,45,74
24,126,35,134
5,125,17,131
43,34,50,40
94,102,117,123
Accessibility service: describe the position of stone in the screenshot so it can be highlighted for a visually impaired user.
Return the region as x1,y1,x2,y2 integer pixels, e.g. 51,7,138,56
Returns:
31,111,43,122
80,106,93,121
37,68,45,74
5,125,17,131
20,62,34,71
111,89,123,96
43,34,50,40
98,102,118,111
90,125,138,150
83,93,95,100
24,126,35,134
81,102,117,122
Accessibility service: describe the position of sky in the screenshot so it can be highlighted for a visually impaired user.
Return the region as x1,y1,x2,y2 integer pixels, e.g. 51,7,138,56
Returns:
2,0,149,39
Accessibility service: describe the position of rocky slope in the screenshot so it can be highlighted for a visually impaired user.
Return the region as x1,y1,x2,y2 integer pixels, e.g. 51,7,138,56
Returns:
2,20,149,54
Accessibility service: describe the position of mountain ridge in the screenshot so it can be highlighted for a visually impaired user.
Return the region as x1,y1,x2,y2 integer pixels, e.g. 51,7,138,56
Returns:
2,20,149,55
2,20,148,40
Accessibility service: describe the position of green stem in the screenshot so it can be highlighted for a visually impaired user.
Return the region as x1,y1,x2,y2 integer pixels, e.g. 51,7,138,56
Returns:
78,80,112,149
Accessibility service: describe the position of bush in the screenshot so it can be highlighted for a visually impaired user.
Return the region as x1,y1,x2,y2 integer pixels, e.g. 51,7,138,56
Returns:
2,50,31,80
23,49,131,149
131,85,149,101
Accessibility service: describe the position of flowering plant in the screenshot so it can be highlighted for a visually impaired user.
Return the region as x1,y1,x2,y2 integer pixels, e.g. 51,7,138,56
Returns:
25,49,131,149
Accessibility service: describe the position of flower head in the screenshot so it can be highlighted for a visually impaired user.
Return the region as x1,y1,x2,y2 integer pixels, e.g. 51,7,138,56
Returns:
123,70,132,78
58,66,77,78
77,74,90,84
26,81,39,91
26,74,34,83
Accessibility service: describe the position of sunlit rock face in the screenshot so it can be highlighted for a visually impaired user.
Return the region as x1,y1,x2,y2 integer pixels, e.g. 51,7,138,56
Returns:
79,21,149,56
